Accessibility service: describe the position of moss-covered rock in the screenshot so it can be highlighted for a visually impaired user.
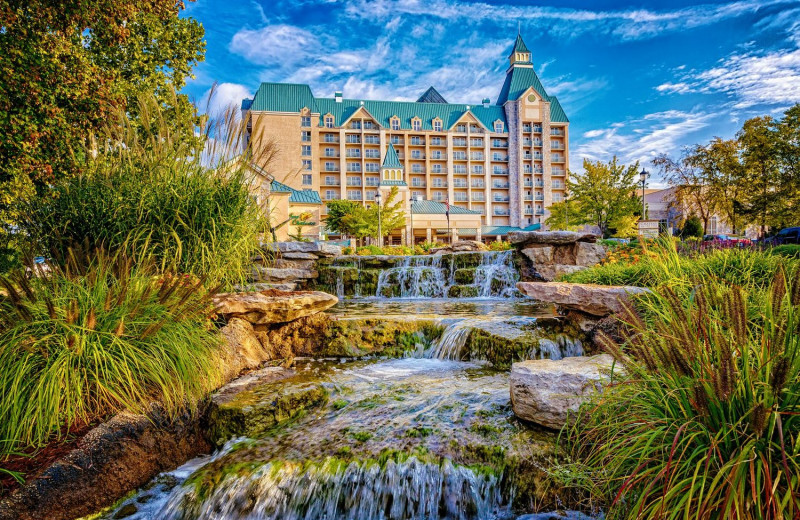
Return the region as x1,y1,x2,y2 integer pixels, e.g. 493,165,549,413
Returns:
448,284,480,298
454,268,476,285
320,319,441,357
206,378,328,446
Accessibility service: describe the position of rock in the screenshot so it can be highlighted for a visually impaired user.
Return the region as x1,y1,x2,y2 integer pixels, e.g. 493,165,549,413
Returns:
508,231,599,247
233,282,298,292
454,268,476,285
274,241,341,257
251,266,318,282
217,318,276,382
214,290,338,325
532,265,586,283
272,258,317,270
510,354,620,429
280,252,318,260
574,242,607,267
0,405,210,520
431,240,488,254
517,282,651,316
206,372,328,446
521,245,554,265
447,284,480,298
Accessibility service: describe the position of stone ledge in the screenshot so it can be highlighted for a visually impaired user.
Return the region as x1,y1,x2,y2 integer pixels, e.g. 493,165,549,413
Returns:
508,231,599,247
517,281,651,316
213,290,338,325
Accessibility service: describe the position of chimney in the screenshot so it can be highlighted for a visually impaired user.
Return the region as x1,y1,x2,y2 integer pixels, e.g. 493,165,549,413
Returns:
482,98,490,108
335,91,343,103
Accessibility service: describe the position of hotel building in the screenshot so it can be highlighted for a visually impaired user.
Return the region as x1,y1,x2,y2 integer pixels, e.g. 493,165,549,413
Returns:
242,34,569,242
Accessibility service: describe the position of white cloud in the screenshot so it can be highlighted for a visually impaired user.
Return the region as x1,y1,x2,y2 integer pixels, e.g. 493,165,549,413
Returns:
573,110,714,171
201,83,252,116
229,24,320,65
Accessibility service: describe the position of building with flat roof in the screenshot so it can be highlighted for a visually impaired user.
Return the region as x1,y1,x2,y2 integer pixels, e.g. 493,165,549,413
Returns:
242,33,568,243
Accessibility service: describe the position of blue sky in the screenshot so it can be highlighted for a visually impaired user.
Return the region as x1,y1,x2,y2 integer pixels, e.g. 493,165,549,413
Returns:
182,0,800,184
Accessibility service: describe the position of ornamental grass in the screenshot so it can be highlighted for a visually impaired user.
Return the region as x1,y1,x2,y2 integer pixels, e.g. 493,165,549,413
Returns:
564,266,800,519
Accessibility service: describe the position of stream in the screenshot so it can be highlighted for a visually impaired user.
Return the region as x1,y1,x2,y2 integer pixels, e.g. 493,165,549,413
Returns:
97,253,598,520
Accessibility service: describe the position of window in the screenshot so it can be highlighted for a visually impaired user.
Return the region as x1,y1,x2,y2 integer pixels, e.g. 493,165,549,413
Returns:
345,135,360,144
301,145,311,156
365,163,380,172
456,124,466,133
365,135,380,144
347,162,361,172
324,147,336,157
325,116,334,128
301,116,311,127
433,120,442,132
325,190,337,200
301,131,311,142
410,136,422,145
390,135,401,144
324,162,337,171
494,121,504,133
412,119,421,131
302,160,312,170
364,121,375,129
351,121,361,129
432,165,443,173
391,118,400,131
365,149,380,158
365,190,376,201
347,177,362,186
302,174,313,185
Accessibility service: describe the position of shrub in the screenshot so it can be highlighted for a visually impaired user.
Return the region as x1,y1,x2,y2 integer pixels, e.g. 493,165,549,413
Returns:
0,248,223,453
487,240,513,251
16,94,265,286
563,269,800,519
772,244,800,259
356,245,384,256
680,215,704,238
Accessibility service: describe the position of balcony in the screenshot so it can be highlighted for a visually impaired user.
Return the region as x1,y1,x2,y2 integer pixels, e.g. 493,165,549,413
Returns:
492,170,509,176
323,151,340,158
535,181,544,188
453,180,468,188
491,140,508,148
524,195,532,201
453,195,468,202
472,194,485,201
492,183,509,189
524,208,533,215
345,152,361,159
524,181,533,187
492,155,509,162
322,178,340,186
469,139,484,147
493,196,510,203
430,153,447,160
551,143,565,151
430,138,445,146
453,139,467,147
453,152,468,160
345,136,361,144
453,167,468,174
536,209,545,215
552,155,565,163
494,208,510,216
533,126,542,134
551,128,565,136
470,153,485,161
411,181,427,188
322,135,339,143
522,125,532,133
348,194,363,201
410,153,425,160
365,179,379,187
323,166,340,173
431,168,448,174
533,139,543,147
431,182,448,188
553,169,566,176
472,182,485,188
390,138,404,146
535,194,544,201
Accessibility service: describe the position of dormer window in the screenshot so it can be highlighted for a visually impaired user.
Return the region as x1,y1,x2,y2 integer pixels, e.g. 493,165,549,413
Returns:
494,121,504,133
433,119,442,132
391,116,400,131
324,115,334,128
412,118,421,131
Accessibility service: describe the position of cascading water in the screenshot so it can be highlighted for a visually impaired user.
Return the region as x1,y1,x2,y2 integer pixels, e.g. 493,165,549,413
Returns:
371,251,518,299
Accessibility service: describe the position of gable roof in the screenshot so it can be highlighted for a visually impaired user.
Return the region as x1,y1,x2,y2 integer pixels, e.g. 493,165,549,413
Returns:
496,66,548,106
249,83,318,113
382,143,403,169
270,180,322,204
417,86,448,104
411,200,482,215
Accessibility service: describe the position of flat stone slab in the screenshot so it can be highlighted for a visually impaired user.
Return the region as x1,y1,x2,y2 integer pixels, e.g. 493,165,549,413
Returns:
274,241,342,257
214,290,338,324
251,266,318,282
517,281,650,316
510,354,619,429
508,231,599,246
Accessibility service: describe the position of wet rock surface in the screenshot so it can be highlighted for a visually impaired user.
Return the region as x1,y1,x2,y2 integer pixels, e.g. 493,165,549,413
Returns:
517,281,651,316
510,232,606,282
213,289,338,324
510,354,620,429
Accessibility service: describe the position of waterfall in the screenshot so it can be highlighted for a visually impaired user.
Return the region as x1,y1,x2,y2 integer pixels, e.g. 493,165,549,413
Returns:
373,251,517,299
426,318,584,362
155,457,507,520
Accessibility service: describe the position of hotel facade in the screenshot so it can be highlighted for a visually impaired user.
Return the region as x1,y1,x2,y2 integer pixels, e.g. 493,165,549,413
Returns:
242,34,569,242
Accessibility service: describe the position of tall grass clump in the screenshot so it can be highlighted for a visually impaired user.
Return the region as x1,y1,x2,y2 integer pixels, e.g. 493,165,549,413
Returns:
17,89,268,286
0,247,223,454
563,267,800,519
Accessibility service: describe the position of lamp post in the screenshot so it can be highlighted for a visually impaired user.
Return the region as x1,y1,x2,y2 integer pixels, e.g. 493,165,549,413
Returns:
375,192,383,247
409,194,421,246
639,169,649,220
564,194,570,229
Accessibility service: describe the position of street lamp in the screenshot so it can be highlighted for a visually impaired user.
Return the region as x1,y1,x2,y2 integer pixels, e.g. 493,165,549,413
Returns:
409,194,421,246
564,194,570,229
639,169,649,220
375,192,383,247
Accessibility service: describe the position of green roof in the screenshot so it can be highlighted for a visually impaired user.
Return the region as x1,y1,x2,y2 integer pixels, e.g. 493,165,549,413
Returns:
382,143,403,169
411,200,482,215
510,34,531,56
548,95,569,123
270,180,322,204
250,83,318,113
481,224,541,236
379,179,408,187
496,65,548,106
314,97,507,132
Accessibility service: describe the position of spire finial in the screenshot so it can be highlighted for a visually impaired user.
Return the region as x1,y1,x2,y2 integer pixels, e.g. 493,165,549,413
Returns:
518,21,521,35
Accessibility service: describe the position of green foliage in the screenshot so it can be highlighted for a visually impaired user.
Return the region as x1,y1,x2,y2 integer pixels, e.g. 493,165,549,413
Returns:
324,200,364,237
544,200,590,231
16,94,265,285
0,248,223,454
564,268,800,518
566,157,641,237
680,215,704,238
610,214,638,238
487,240,513,251
771,244,800,259
0,0,204,210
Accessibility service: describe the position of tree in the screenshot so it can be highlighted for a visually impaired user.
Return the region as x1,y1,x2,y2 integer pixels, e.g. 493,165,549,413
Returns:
324,200,364,237
680,215,704,239
610,214,639,238
368,186,406,240
653,152,717,233
738,116,781,235
567,157,641,237
0,0,205,225
771,104,800,225
544,199,589,230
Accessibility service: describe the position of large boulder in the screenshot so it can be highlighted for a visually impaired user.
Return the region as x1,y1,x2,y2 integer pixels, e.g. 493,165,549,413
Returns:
274,241,342,257
251,266,318,283
510,354,620,429
214,290,338,325
574,241,607,267
431,240,488,254
508,231,599,247
517,282,650,316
